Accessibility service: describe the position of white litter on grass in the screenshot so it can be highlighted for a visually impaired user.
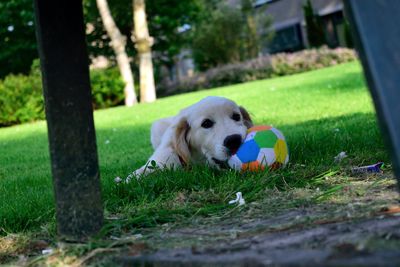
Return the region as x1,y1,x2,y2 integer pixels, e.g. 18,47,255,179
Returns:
110,234,143,240
334,151,347,162
105,140,110,144
42,249,53,255
114,176,122,183
229,192,245,206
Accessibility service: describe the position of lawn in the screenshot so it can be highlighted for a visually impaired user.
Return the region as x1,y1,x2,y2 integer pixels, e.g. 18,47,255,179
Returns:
0,61,388,239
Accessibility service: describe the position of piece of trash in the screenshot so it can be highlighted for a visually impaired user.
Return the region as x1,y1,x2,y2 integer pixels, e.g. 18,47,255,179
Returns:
333,128,340,132
334,151,347,162
110,234,143,241
105,140,110,144
42,249,53,255
351,162,384,174
229,192,245,206
133,234,143,239
379,205,400,215
114,177,122,183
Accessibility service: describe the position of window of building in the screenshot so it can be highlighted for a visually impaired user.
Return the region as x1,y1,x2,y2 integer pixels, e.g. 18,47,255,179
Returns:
266,24,304,54
254,0,278,8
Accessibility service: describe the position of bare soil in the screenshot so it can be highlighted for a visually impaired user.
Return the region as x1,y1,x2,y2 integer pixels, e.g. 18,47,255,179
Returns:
116,174,400,267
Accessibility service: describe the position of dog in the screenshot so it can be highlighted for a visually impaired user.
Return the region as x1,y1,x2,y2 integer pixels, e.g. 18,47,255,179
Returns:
131,96,252,179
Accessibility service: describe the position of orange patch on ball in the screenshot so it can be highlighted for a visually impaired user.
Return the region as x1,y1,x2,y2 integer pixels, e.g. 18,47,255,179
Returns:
247,125,272,134
241,161,266,172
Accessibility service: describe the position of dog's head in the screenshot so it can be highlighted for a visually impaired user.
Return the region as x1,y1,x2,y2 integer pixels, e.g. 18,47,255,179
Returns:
173,96,252,169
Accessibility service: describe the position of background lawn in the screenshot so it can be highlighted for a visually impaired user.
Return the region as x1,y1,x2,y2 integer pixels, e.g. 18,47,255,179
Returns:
0,61,388,236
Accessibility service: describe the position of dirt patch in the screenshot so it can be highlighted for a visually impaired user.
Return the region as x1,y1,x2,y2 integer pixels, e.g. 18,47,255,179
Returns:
119,212,400,266
116,175,400,266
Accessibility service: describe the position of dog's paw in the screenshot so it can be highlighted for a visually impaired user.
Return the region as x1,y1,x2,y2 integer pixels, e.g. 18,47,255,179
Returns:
125,169,143,183
125,165,154,183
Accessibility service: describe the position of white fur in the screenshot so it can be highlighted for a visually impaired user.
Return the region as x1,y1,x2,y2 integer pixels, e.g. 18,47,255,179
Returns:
131,96,250,179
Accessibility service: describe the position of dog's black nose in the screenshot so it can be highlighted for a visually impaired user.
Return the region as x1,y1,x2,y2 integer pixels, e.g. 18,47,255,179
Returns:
223,134,242,154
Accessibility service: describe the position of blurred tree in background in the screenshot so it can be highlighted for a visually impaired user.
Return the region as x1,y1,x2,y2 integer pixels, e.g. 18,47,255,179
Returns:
303,0,326,47
241,0,260,59
0,0,201,79
191,0,272,71
84,0,202,76
0,0,36,78
96,0,138,106
191,3,243,71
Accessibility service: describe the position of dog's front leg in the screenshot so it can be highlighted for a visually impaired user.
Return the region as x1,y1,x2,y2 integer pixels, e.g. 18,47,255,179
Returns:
128,146,182,181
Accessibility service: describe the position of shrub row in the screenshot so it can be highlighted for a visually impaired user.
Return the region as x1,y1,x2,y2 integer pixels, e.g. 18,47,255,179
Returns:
0,73,45,127
158,46,357,96
0,60,124,127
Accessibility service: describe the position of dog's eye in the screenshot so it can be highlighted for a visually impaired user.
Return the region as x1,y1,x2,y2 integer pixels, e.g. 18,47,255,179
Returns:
232,113,241,121
201,119,214,129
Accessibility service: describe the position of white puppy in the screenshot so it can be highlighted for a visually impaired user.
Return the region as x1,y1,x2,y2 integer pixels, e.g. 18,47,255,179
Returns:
131,96,252,178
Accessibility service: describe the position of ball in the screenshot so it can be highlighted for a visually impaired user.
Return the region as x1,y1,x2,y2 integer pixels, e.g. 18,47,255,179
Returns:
228,125,289,172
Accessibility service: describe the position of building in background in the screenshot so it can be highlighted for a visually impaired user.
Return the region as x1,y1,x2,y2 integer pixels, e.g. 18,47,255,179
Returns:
174,0,349,82
256,0,347,53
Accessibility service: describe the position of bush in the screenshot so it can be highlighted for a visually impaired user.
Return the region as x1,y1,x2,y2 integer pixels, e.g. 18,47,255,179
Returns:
271,46,357,76
0,60,126,127
0,69,44,127
158,46,357,96
90,68,125,109
30,59,125,109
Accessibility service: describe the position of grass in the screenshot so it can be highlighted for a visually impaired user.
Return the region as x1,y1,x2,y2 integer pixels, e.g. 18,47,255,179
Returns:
0,61,388,239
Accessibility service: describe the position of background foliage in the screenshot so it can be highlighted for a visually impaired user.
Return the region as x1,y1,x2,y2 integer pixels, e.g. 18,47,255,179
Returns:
0,0,36,78
84,0,202,75
0,60,124,126
0,0,202,79
191,0,272,70
303,0,326,48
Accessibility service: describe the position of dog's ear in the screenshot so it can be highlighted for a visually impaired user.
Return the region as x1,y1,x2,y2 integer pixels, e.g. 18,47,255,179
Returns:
239,106,253,129
172,117,191,165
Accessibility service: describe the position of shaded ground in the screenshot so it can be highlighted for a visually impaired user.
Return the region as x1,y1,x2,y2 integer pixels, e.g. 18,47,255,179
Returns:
84,174,400,265
3,173,400,266
120,215,400,267
117,175,400,267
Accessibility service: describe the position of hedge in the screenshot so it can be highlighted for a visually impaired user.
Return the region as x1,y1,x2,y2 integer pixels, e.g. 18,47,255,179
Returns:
0,60,125,126
157,46,357,96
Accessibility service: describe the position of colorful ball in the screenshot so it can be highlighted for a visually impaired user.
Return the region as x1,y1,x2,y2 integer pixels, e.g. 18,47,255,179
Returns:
228,125,289,172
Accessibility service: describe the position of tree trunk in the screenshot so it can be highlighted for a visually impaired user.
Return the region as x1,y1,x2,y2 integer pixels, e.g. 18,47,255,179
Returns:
96,0,137,106
132,0,156,103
